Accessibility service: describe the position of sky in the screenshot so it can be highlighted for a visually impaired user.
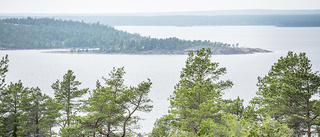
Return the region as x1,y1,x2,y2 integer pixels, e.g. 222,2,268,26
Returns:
0,0,320,13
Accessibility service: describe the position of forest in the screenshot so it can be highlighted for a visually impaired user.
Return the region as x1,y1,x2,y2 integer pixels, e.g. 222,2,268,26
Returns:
57,14,320,27
0,48,319,137
0,17,264,54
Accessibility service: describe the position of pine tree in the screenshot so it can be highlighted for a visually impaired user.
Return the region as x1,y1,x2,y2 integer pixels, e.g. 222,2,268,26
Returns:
0,81,27,137
170,48,233,134
255,51,320,137
151,48,233,136
80,67,152,137
19,87,60,136
0,54,8,88
51,70,88,132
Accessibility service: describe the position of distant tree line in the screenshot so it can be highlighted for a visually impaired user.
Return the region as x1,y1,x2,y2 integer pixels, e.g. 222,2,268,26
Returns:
56,15,320,27
0,17,141,50
0,17,235,53
1,49,319,136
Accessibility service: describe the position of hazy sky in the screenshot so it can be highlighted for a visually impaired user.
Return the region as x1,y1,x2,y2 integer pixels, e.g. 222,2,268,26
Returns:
1,0,320,13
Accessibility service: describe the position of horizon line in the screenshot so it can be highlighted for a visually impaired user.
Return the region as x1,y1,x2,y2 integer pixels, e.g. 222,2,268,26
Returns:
1,9,320,15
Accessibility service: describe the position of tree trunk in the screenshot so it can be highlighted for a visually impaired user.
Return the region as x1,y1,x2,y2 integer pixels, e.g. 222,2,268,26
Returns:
13,98,18,137
36,112,39,137
306,83,311,137
50,126,52,137
107,123,111,137
122,93,142,137
67,86,71,127
13,124,18,137
307,121,311,137
122,117,128,137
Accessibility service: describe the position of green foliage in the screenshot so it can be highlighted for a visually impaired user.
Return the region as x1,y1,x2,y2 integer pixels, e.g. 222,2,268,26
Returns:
197,113,293,137
0,55,60,136
18,87,59,136
247,116,293,137
0,81,26,137
150,49,296,137
41,97,61,136
80,67,153,136
151,48,234,136
79,67,128,136
254,51,320,136
51,70,88,130
150,114,176,137
0,17,235,53
197,113,257,137
0,55,9,136
0,17,140,49
58,114,87,137
0,54,8,88
170,48,233,133
1,51,319,136
221,96,245,118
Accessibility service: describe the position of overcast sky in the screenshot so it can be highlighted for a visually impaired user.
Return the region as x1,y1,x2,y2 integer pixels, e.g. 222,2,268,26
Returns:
1,0,320,13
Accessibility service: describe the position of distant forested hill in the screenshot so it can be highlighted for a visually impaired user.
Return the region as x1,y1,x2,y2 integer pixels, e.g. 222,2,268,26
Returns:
1,10,319,27
0,17,142,49
0,17,270,54
56,15,320,27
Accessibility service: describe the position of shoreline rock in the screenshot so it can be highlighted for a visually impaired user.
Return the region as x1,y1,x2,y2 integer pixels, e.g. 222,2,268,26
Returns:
44,47,271,55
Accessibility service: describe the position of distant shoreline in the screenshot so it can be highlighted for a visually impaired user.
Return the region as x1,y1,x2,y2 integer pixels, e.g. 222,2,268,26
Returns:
2,10,320,27
43,47,271,55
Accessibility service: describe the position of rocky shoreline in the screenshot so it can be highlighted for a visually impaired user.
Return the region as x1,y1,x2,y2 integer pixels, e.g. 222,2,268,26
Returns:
44,47,271,55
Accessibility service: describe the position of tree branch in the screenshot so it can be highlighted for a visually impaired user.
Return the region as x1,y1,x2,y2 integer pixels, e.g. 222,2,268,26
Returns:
310,114,319,122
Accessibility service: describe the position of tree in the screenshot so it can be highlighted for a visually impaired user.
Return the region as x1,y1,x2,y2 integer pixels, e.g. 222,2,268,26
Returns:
1,18,241,54
80,67,152,137
221,96,244,118
0,81,27,137
150,114,176,137
51,70,88,131
121,78,153,137
80,67,127,136
19,87,60,137
0,54,8,88
246,115,293,137
41,96,61,136
255,51,320,137
151,48,233,135
0,55,59,136
0,54,9,136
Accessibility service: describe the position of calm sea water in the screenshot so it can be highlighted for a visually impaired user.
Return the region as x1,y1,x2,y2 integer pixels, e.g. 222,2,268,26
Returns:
1,26,319,134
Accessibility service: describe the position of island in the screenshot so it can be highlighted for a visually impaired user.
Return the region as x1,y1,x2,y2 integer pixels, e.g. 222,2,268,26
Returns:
0,17,270,54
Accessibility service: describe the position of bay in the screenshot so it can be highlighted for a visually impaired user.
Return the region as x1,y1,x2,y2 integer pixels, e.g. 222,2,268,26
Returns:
1,26,320,134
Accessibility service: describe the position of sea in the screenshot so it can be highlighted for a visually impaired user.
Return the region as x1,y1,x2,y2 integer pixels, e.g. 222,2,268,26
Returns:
1,26,319,134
